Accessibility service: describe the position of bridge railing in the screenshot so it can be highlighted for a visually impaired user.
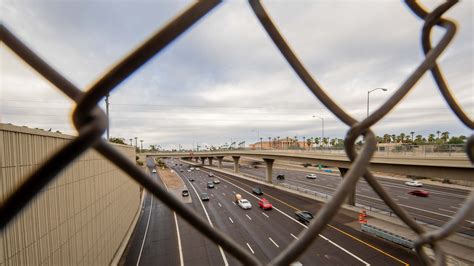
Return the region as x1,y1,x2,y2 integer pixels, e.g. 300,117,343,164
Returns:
1,1,472,265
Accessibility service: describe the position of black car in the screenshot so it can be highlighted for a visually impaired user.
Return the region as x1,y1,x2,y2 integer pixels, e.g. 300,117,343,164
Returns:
201,193,210,201
252,187,263,195
182,190,189,197
276,174,285,180
207,182,215,188
189,177,195,182
295,210,313,224
208,172,214,177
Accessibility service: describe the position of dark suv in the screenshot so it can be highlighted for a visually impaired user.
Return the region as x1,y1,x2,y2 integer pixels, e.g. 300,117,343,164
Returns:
276,174,285,180
252,187,263,195
295,210,313,225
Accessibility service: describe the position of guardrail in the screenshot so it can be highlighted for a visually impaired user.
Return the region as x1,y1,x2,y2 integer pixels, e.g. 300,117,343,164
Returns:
361,224,415,250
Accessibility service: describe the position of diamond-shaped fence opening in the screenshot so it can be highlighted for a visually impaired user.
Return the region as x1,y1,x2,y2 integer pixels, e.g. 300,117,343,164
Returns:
0,1,472,265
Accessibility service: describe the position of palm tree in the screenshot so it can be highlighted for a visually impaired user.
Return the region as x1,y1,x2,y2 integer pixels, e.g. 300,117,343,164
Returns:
441,131,450,143
399,133,406,143
410,131,415,143
415,135,423,144
383,134,391,143
436,131,441,140
428,134,435,143
391,134,397,143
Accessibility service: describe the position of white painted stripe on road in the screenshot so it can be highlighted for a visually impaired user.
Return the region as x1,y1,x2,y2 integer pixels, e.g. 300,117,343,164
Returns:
450,206,460,210
222,193,226,196
269,237,279,248
290,233,298,240
136,195,153,266
218,202,222,207
246,214,252,220
246,243,255,254
397,196,408,199
319,234,370,266
232,191,236,194
262,212,269,218
229,217,234,223
232,201,236,205
438,208,457,214
186,176,229,266
173,212,184,266
217,175,371,265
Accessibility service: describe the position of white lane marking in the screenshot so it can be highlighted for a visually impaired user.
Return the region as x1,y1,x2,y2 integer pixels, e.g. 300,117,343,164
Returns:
211,194,214,197
246,214,252,220
246,243,255,254
262,212,269,218
186,176,229,266
439,208,457,214
229,217,234,223
232,191,236,194
173,212,184,266
450,206,460,210
397,196,408,199
290,233,298,240
357,193,474,222
136,195,153,266
218,202,222,207
222,193,226,196
269,237,279,248
216,174,371,266
232,201,236,205
319,234,369,266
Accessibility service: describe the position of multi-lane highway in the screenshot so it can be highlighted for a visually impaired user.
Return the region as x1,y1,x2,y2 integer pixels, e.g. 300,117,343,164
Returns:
121,158,421,265
219,161,473,236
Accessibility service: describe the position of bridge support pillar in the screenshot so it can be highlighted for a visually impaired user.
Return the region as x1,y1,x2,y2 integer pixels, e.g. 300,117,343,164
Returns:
208,157,213,166
195,157,199,163
338,167,356,206
263,158,274,183
232,156,240,173
200,157,205,165
217,156,224,169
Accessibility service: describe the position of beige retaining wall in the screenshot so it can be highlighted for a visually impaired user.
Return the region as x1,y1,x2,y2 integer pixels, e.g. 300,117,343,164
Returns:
0,124,141,265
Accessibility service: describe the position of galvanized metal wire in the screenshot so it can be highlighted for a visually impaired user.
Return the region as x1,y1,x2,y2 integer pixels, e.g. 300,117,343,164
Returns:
0,0,472,265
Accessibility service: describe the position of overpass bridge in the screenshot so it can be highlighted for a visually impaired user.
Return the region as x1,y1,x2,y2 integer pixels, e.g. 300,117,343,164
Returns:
146,150,473,205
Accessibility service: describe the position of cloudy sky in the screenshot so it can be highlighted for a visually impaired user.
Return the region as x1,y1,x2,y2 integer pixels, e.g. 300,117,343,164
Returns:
1,0,472,150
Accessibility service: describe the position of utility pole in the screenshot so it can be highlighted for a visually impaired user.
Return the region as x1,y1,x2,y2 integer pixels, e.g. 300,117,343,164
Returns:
140,140,143,153
129,138,132,146
134,137,138,149
105,94,110,140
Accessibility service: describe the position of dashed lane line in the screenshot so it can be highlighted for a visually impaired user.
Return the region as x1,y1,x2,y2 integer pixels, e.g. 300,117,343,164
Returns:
246,214,252,220
262,212,269,218
136,195,153,266
269,237,279,248
246,243,255,254
290,233,298,240
229,217,234,224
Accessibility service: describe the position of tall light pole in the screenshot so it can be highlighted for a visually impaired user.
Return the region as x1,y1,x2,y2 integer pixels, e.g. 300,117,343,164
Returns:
312,115,324,146
367,88,388,117
134,137,138,149
105,94,110,141
140,140,143,152
259,137,263,150
251,130,260,148
129,138,133,146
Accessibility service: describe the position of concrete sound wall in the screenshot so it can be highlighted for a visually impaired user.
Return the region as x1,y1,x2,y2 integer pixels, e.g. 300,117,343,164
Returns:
0,124,141,265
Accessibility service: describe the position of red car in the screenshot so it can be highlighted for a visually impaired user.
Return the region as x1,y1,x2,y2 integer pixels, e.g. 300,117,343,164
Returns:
408,190,429,197
258,198,273,210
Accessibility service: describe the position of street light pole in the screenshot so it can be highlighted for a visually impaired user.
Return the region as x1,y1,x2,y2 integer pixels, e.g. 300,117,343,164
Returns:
367,88,388,117
312,115,324,146
251,130,260,149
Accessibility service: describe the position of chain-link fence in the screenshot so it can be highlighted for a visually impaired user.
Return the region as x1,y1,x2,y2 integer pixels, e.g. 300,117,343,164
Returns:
1,0,473,265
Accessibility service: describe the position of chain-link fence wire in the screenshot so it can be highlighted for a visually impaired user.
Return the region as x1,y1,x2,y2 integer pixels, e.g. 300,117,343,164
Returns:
0,0,472,265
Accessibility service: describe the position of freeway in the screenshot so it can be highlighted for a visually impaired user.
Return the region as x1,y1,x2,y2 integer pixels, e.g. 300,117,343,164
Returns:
219,162,474,236
121,158,421,265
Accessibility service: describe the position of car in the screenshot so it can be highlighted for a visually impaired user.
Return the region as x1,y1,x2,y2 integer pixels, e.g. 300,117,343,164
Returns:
182,190,189,197
295,210,313,224
408,189,429,197
179,170,183,172
189,177,195,182
190,167,195,170
208,172,214,177
207,182,215,188
200,193,210,201
213,179,220,184
252,187,263,195
405,180,423,187
276,174,285,180
258,198,272,210
196,167,200,171
237,199,252,209
152,169,157,173
187,169,191,172
306,173,317,179
179,164,182,166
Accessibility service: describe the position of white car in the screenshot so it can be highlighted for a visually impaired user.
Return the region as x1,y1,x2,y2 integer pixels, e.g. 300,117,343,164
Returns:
187,169,192,172
405,180,423,187
152,169,157,173
237,199,252,209
306,173,317,179
196,167,200,171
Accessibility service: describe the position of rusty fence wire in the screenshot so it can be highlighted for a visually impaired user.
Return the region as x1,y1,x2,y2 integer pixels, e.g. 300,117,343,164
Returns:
0,0,472,265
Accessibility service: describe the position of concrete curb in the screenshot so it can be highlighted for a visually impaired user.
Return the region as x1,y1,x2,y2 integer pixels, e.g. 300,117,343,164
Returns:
110,186,146,266
182,160,473,265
